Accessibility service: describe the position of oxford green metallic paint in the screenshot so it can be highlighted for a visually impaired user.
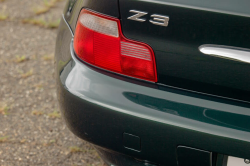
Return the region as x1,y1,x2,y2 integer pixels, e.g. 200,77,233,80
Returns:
123,92,250,133
177,146,211,166
138,0,250,17
55,16,250,165
119,0,250,103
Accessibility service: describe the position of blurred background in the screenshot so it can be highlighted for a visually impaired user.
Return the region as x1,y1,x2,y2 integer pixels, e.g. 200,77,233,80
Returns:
0,0,104,165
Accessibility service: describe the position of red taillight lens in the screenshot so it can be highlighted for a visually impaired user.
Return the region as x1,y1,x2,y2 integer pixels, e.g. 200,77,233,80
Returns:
74,9,157,82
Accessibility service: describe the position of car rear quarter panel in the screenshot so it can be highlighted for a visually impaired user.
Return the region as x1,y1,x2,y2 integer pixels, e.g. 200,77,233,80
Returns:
56,0,250,165
55,16,250,165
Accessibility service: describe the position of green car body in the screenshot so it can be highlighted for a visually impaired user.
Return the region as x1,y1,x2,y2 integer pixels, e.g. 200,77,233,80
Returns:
55,0,250,165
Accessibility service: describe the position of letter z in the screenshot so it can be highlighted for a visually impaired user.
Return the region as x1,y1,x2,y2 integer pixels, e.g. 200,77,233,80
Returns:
127,10,148,22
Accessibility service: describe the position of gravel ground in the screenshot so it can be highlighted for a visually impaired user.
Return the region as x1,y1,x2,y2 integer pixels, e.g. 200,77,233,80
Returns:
0,0,105,165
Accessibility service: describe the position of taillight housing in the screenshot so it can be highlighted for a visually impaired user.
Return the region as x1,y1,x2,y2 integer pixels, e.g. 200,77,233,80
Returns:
74,9,157,82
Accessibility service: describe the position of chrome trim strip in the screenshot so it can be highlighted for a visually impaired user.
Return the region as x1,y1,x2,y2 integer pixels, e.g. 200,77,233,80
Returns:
199,45,250,64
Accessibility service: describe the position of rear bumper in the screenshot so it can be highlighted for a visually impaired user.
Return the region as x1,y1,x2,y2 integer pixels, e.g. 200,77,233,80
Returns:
56,17,250,166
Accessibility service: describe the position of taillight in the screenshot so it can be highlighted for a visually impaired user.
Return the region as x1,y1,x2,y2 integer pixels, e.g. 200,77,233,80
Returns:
74,9,157,82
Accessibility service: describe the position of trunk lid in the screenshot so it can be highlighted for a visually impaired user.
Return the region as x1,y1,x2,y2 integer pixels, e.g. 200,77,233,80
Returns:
119,0,250,102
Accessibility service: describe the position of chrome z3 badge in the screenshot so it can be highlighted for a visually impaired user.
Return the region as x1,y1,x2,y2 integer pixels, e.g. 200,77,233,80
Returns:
127,10,169,27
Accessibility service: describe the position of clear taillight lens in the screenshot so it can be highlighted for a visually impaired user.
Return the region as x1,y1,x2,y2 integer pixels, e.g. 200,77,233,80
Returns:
74,9,157,82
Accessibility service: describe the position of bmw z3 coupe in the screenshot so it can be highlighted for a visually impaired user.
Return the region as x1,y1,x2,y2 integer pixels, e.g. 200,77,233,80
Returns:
55,0,250,165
